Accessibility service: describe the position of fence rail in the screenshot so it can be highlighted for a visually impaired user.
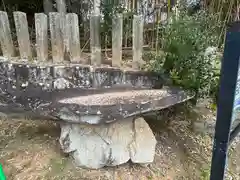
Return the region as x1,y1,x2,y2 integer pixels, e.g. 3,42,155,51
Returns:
0,11,144,70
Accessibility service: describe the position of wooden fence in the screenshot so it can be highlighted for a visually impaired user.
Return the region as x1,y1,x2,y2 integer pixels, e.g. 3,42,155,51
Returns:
43,0,169,49
0,11,144,70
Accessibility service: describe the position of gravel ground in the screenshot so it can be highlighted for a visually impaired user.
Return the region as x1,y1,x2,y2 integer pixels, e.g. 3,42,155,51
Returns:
0,102,240,180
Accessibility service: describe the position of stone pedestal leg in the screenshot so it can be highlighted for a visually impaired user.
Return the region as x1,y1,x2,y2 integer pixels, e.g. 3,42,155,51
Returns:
59,117,157,169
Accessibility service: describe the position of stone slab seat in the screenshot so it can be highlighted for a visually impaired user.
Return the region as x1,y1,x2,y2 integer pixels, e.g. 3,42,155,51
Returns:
47,87,194,124
0,85,193,124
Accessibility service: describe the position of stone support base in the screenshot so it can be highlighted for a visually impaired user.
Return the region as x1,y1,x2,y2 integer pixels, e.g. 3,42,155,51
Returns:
59,117,157,169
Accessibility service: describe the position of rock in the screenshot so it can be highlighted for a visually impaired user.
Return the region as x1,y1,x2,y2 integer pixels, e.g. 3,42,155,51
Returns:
204,46,221,70
129,117,157,164
193,120,216,136
59,117,157,169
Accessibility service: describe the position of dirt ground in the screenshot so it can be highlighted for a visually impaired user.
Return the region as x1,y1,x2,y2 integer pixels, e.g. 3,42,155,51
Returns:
0,102,240,180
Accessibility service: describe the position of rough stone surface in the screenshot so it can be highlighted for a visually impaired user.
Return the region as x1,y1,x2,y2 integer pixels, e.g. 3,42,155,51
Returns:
59,117,157,169
0,60,194,124
129,117,157,164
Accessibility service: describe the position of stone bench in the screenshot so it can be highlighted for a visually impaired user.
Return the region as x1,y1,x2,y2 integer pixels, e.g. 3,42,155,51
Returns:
0,60,194,169
0,10,196,169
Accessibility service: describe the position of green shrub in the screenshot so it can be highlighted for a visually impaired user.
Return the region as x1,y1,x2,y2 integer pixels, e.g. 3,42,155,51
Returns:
146,10,223,102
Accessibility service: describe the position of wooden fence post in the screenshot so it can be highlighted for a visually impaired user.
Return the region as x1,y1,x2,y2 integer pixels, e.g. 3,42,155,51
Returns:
90,14,101,66
13,11,32,60
112,14,123,67
35,13,48,61
56,0,67,52
0,11,14,58
132,15,143,69
65,13,81,62
49,12,64,62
